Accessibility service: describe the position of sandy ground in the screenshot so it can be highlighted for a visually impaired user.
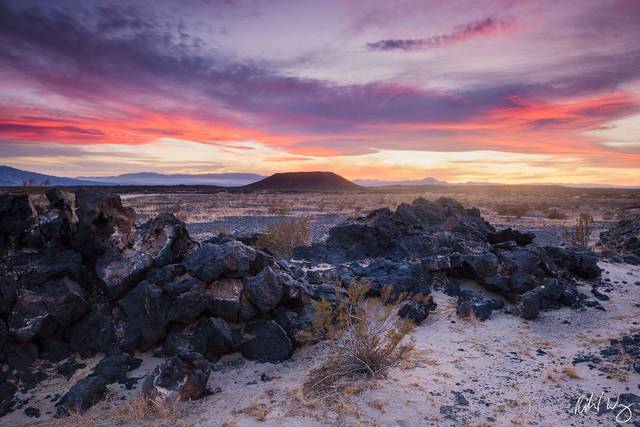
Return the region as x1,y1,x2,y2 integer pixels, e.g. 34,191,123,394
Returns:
6,261,638,426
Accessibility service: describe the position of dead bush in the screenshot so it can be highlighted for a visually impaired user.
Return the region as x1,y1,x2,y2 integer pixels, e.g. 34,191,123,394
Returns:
545,208,567,220
255,217,310,259
267,200,289,216
495,203,529,218
563,212,593,248
304,284,415,397
113,396,186,424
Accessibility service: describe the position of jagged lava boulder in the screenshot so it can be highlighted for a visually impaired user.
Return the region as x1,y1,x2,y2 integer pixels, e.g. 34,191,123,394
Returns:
293,197,494,263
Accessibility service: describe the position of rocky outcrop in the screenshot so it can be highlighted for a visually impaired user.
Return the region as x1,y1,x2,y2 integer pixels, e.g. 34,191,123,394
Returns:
599,218,640,264
456,290,505,321
0,189,312,419
292,197,600,322
293,197,494,263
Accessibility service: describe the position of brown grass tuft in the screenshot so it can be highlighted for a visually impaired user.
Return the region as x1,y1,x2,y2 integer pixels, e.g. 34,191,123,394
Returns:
561,364,580,379
23,396,186,427
255,217,310,258
233,402,270,422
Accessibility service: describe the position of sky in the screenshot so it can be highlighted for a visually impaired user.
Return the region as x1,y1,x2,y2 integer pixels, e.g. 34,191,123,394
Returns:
0,0,639,185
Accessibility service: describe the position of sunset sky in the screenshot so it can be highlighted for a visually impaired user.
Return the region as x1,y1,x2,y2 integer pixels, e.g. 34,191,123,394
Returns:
1,0,639,184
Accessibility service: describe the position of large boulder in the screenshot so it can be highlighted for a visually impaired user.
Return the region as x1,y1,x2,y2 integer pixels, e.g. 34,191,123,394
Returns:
517,278,580,320
165,276,208,323
8,277,89,341
1,249,85,288
91,353,139,384
116,281,170,352
463,246,559,300
69,304,114,358
96,213,196,299
0,194,37,251
487,228,535,247
244,267,284,314
340,259,432,297
142,352,211,402
95,250,154,300
163,317,233,363
183,241,272,283
398,296,437,325
55,375,108,417
204,278,244,322
599,218,640,254
240,320,293,363
456,290,504,321
38,188,75,245
71,190,135,259
544,246,601,280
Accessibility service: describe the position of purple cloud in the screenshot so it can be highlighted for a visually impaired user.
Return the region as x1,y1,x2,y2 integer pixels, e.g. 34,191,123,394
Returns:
366,16,516,51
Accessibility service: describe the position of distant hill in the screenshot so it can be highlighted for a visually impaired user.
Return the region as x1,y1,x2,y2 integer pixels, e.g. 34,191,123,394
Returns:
242,171,364,191
0,165,109,186
78,172,264,186
354,176,448,187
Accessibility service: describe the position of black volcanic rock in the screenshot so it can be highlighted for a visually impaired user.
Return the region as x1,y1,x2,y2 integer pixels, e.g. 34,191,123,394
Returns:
294,197,494,263
241,320,293,363
72,190,136,259
543,246,601,280
142,353,211,402
8,277,89,341
55,375,108,417
487,228,535,246
242,171,363,191
600,218,640,261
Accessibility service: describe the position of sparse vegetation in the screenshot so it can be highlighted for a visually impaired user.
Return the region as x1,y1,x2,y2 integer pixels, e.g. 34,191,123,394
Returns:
304,284,415,397
233,402,270,421
496,203,529,218
24,396,186,427
544,208,567,220
563,212,593,248
255,217,310,258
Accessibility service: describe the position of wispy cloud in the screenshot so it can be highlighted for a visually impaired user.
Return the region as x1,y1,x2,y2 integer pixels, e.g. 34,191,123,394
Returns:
366,16,517,51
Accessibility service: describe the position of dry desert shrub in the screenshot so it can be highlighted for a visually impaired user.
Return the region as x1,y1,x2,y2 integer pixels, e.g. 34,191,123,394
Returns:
495,203,529,218
233,402,270,421
563,212,593,248
304,284,415,397
544,364,580,381
545,208,567,220
560,364,580,379
255,216,310,259
267,202,289,216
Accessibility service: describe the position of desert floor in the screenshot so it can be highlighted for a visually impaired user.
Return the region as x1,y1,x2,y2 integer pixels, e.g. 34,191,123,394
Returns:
6,261,638,427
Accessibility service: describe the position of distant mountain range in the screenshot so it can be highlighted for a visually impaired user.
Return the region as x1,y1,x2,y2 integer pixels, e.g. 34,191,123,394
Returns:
78,172,265,186
0,165,107,186
354,177,447,187
1,166,637,189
